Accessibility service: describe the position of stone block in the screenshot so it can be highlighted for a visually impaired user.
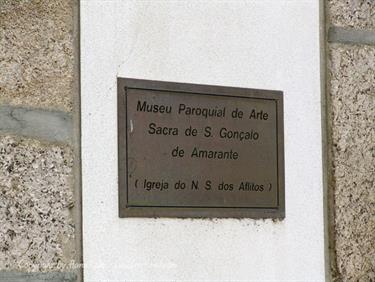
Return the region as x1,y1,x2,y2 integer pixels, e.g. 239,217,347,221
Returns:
0,0,74,111
328,43,375,281
0,136,76,271
327,0,375,30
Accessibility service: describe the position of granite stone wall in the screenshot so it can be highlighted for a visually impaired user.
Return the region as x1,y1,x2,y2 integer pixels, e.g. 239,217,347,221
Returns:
0,0,80,281
327,1,375,281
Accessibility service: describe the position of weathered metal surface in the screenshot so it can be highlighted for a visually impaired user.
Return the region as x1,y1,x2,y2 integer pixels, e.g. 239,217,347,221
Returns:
118,78,284,218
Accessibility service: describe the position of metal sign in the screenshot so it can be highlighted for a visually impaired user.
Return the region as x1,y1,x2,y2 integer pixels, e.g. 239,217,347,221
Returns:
118,78,284,218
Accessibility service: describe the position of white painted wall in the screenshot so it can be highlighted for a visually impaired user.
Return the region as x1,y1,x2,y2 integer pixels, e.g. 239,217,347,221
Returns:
81,1,325,281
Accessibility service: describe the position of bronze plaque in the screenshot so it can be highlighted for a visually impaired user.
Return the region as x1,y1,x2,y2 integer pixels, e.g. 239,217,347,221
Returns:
118,78,284,218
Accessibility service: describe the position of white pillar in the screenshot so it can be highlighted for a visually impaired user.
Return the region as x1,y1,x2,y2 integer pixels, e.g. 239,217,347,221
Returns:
81,1,325,281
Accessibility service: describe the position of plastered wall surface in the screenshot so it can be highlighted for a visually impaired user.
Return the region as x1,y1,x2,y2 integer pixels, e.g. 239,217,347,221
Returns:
81,1,325,281
0,0,79,280
327,1,375,281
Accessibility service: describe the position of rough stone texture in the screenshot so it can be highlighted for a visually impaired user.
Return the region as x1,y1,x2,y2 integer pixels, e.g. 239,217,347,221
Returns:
0,135,76,272
328,44,375,281
0,0,74,112
327,0,375,30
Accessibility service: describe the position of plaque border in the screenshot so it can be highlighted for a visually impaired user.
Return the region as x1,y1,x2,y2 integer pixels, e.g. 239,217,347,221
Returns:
118,78,284,218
